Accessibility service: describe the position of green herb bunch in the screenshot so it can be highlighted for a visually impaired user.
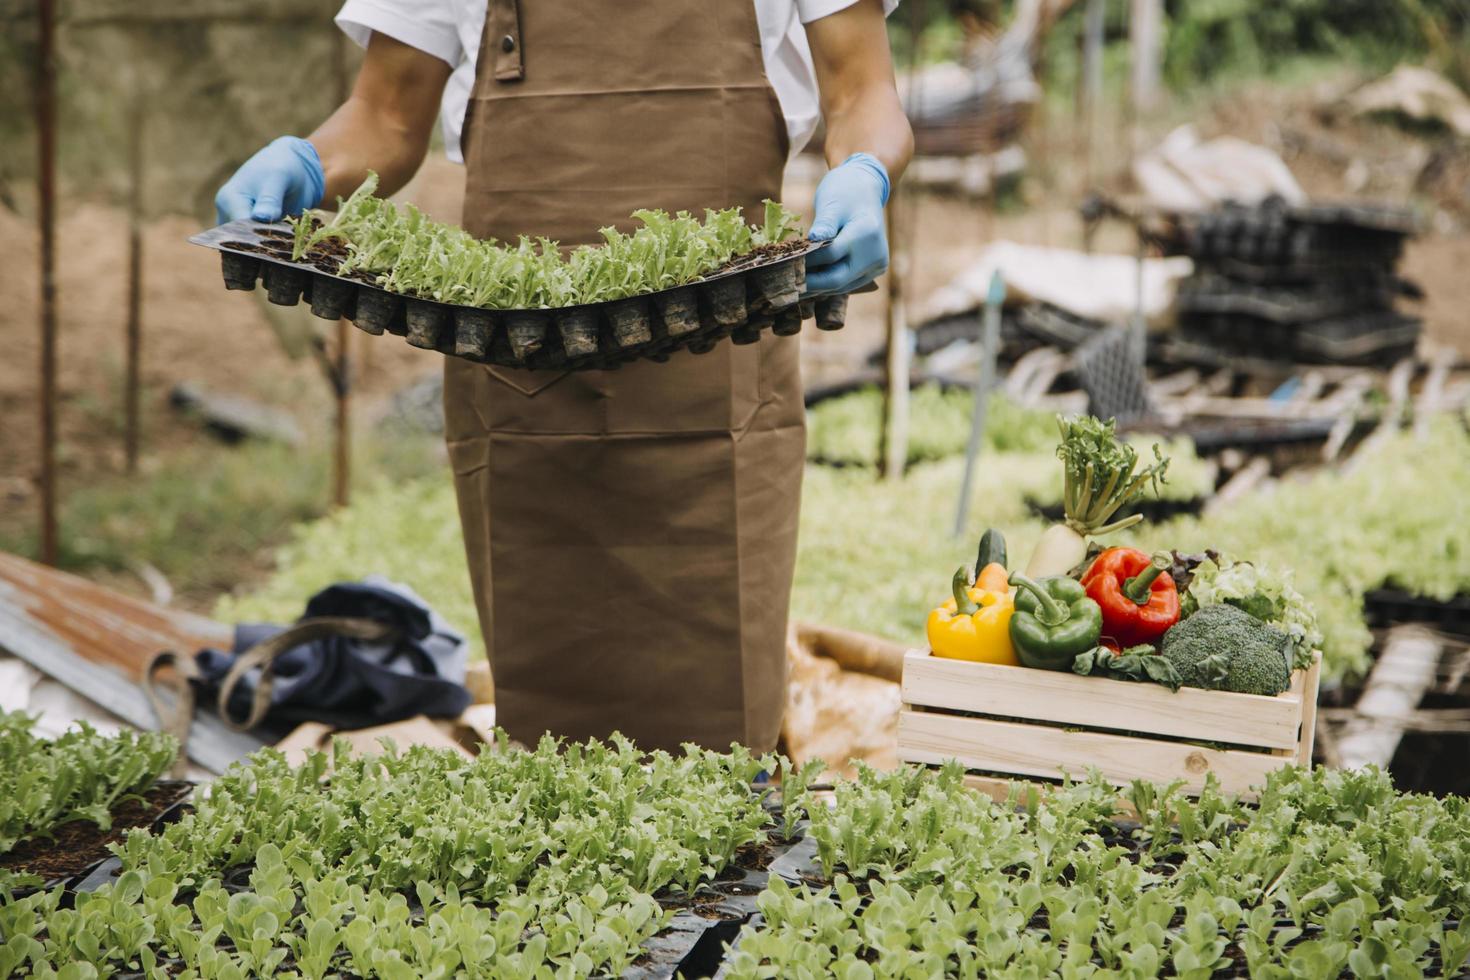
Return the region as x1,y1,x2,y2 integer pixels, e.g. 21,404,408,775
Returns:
287,172,803,310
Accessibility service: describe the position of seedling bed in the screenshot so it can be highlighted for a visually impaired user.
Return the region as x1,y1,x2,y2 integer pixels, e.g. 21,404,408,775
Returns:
191,220,846,371
898,650,1322,799
726,813,1470,978
54,801,802,980
1,780,193,896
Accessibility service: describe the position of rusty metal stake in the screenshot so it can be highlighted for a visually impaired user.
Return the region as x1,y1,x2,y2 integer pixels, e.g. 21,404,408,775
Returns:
37,0,59,565
124,91,144,473
330,26,352,509
333,318,351,508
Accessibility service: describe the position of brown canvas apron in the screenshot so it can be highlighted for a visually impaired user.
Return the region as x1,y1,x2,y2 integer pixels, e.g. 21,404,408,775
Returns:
443,0,803,753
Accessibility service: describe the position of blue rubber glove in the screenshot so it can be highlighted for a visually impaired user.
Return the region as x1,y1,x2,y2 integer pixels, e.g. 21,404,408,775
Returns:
804,152,891,296
214,136,326,225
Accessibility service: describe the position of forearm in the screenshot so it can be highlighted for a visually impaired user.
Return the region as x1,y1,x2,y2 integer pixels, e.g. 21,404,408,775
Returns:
309,96,431,203
820,79,912,183
310,31,451,204
807,0,913,182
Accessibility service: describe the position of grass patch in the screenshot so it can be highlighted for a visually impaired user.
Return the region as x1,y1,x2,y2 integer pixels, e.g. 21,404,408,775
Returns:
807,388,1215,501
0,433,444,607
215,452,1066,657
214,473,476,641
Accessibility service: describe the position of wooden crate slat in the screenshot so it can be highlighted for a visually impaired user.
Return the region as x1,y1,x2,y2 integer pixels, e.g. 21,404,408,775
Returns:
1296,655,1322,765
901,651,1302,750
897,709,1290,797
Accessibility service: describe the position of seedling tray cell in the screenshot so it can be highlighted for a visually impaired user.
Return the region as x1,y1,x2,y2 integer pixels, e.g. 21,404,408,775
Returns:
191,220,838,371
2,780,195,898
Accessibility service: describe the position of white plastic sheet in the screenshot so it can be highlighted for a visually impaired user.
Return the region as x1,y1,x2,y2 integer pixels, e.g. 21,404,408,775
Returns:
918,240,1194,328
1133,124,1307,213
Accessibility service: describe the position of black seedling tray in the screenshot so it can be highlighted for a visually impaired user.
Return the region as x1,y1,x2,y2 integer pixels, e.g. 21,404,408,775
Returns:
1163,199,1416,275
1175,271,1398,324
190,220,846,371
1176,308,1421,366
68,785,196,895
4,781,195,902
1364,588,1470,637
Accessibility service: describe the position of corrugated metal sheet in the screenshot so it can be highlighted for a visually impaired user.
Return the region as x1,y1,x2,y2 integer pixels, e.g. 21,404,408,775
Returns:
0,551,264,772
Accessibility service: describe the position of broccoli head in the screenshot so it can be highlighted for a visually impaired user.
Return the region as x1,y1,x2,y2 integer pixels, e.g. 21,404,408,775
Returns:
1161,603,1292,695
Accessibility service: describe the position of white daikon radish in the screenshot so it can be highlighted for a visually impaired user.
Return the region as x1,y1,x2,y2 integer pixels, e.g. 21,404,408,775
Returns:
1024,415,1171,578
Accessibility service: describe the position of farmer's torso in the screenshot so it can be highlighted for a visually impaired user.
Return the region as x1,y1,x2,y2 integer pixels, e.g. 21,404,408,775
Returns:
333,0,849,163
441,0,805,753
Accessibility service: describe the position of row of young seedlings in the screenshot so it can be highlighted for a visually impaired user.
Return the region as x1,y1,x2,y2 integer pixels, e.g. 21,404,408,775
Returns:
725,762,1470,978
0,734,785,978
6,725,1470,976
217,173,835,366
0,712,175,863
296,174,805,310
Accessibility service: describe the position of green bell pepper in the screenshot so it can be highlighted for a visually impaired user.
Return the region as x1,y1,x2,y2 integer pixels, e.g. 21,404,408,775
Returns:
1007,572,1104,671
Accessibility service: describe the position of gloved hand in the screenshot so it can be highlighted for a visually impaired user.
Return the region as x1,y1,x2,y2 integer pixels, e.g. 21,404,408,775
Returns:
804,152,891,296
214,136,326,224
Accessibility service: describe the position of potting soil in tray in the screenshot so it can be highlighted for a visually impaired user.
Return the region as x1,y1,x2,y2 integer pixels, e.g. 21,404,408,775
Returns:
0,780,194,886
190,220,848,372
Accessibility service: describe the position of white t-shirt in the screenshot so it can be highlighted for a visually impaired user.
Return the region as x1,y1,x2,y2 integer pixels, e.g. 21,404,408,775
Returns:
335,0,899,163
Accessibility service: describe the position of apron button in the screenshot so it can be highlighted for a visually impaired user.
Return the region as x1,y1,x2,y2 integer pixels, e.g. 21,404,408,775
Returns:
501,34,516,53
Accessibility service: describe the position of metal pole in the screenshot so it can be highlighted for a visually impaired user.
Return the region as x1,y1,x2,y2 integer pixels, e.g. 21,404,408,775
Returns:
877,0,923,482
1129,0,1163,145
953,271,1005,537
331,23,352,508
1132,228,1147,366
1081,0,1105,185
124,91,144,474
37,0,59,565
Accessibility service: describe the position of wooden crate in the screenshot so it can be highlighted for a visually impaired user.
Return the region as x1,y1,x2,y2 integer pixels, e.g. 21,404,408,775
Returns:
897,650,1321,799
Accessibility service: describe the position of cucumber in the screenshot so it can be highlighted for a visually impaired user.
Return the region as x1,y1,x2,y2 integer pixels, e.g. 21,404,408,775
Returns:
975,528,1007,572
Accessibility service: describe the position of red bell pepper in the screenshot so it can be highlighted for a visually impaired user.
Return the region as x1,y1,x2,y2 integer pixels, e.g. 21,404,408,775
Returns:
1081,548,1180,649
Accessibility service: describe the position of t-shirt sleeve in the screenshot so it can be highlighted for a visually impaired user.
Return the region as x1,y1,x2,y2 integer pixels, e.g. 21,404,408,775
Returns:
335,0,463,68
796,0,900,25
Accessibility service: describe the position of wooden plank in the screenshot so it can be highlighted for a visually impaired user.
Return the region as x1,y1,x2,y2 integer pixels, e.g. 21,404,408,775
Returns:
0,551,229,675
898,709,1287,797
901,652,1302,750
1296,653,1321,765
1336,629,1439,770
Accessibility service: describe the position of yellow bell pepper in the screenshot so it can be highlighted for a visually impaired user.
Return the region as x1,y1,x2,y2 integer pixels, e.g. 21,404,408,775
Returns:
926,563,1018,665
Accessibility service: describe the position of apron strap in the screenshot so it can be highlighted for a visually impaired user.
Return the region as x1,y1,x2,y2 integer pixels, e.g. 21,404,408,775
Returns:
489,0,525,82
215,616,397,732
142,648,201,778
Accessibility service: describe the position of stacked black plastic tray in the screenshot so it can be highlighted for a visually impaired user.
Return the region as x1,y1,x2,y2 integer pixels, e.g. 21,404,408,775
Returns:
1162,198,1422,366
191,220,848,371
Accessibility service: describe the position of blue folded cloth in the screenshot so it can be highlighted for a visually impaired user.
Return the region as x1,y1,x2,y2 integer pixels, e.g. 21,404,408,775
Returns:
196,576,471,731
